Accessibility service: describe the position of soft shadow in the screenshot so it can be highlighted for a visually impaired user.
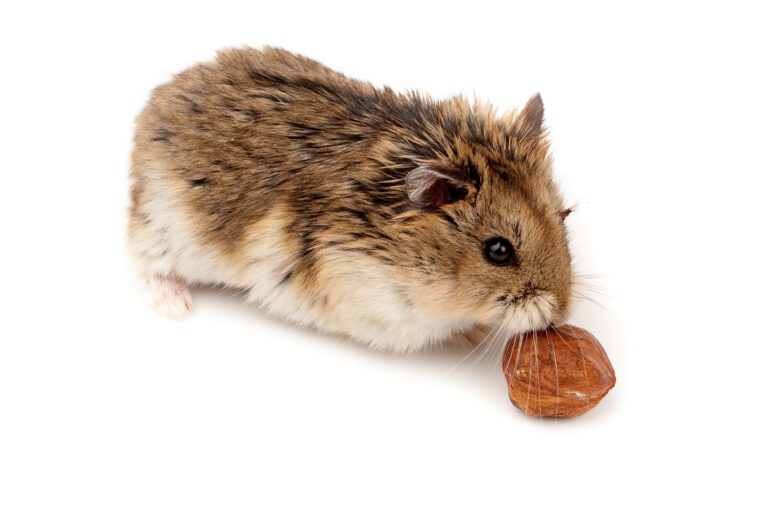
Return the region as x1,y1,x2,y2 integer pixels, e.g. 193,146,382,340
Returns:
190,284,512,406
190,284,621,419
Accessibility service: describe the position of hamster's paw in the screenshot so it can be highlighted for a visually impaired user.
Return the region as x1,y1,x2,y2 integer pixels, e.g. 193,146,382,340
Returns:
142,274,193,319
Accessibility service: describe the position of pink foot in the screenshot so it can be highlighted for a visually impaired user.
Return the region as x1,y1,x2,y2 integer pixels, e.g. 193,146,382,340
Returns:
142,274,192,319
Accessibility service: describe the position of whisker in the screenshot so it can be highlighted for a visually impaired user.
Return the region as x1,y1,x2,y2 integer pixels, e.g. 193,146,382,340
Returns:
573,282,614,298
493,321,513,373
571,272,608,280
533,328,541,417
553,327,589,384
469,324,503,368
513,332,524,379
573,290,613,313
549,332,560,417
490,313,520,373
442,323,501,377
475,321,508,373
524,332,533,416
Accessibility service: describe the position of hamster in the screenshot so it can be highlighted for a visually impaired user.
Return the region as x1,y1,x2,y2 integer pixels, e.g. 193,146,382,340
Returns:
128,46,574,353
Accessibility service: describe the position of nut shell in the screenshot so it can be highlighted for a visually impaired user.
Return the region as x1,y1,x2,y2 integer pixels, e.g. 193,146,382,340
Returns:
502,325,616,418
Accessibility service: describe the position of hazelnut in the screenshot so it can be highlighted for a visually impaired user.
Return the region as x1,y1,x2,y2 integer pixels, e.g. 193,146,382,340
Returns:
502,325,616,418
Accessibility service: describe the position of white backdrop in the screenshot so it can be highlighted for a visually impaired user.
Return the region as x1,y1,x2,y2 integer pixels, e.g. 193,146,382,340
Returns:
1,1,766,510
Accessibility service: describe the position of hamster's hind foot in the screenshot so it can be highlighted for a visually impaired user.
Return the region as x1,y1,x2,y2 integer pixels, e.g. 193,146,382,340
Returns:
142,273,193,319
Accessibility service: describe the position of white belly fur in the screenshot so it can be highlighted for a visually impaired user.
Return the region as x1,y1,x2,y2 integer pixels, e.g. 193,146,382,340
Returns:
130,164,466,353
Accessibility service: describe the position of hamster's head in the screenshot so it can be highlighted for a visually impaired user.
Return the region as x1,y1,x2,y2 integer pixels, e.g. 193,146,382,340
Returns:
392,94,573,335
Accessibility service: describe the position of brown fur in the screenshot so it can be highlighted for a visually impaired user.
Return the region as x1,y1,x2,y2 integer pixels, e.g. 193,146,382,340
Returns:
129,46,573,349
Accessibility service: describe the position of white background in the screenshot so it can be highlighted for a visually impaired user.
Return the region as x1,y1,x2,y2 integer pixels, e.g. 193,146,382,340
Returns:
1,1,766,510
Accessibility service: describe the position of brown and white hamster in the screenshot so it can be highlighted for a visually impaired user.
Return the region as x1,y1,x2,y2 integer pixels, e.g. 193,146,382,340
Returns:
128,46,574,353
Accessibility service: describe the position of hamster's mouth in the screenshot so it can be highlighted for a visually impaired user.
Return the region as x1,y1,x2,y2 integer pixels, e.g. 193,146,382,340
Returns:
496,292,556,335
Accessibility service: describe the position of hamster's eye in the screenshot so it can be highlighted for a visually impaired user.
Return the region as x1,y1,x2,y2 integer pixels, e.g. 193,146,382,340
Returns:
483,237,517,266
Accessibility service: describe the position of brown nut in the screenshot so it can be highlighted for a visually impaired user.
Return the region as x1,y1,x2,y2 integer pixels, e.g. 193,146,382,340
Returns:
502,325,616,418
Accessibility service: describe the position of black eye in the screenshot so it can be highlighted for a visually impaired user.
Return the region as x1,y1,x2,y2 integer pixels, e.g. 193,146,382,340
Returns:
483,237,517,265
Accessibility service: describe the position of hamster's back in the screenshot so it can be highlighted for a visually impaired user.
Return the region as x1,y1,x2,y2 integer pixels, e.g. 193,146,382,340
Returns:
129,47,387,257
128,47,421,316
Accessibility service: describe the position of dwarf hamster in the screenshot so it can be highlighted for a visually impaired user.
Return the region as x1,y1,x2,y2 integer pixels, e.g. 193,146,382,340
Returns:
128,46,574,353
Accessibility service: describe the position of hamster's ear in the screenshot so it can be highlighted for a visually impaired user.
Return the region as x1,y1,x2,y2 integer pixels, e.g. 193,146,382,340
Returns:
405,165,471,209
514,93,545,140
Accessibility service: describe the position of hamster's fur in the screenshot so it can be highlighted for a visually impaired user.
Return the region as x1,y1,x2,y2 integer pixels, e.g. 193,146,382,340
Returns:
128,46,574,353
